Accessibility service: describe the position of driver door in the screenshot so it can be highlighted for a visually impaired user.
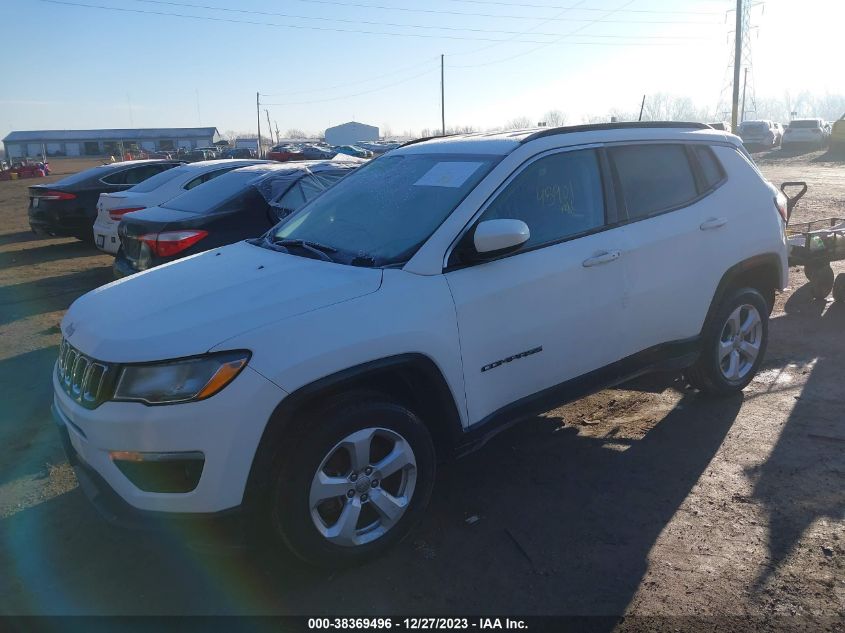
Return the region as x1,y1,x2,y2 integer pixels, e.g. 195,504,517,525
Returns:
444,147,628,425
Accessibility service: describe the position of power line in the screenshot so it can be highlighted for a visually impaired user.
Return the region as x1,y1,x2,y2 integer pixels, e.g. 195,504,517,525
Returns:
41,0,722,43
36,0,581,41
452,0,640,69
260,57,440,97
284,0,724,20
134,0,719,38
442,0,724,16
262,67,439,106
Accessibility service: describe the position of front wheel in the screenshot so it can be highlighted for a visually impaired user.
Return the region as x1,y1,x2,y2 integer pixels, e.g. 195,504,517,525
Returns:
686,288,769,396
267,394,436,567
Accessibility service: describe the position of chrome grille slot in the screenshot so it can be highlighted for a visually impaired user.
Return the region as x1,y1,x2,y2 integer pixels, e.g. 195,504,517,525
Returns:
82,363,107,403
56,338,114,409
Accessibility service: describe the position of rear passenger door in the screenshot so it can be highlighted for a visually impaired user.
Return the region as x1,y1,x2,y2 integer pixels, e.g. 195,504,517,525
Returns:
610,143,728,357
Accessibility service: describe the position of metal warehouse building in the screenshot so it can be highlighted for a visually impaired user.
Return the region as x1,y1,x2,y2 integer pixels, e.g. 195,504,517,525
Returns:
324,121,379,146
2,127,221,159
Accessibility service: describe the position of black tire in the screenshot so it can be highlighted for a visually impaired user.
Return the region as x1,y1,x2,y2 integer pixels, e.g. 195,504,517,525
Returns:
809,264,834,300
833,273,845,303
266,392,436,567
686,287,769,396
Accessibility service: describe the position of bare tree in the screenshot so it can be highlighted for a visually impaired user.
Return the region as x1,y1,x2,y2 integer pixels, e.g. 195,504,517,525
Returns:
504,116,532,130
285,128,307,139
543,110,566,127
381,123,394,139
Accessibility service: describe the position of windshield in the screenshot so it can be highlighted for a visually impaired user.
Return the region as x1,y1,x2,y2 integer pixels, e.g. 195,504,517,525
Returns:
128,164,190,193
790,120,821,129
163,169,268,213
741,122,769,132
269,153,496,266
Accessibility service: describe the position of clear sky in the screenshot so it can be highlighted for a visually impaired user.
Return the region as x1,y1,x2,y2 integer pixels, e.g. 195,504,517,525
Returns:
1,0,842,140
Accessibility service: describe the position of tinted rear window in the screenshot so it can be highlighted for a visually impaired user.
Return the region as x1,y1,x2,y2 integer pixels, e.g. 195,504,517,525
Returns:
49,164,122,187
129,165,192,192
610,144,698,219
692,145,725,190
790,120,821,128
163,170,269,213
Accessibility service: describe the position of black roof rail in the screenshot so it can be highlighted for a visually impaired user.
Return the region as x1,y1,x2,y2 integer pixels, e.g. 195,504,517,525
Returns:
521,121,712,144
399,133,461,148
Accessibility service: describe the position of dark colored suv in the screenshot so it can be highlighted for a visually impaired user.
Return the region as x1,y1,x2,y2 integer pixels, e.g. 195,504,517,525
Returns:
28,160,182,240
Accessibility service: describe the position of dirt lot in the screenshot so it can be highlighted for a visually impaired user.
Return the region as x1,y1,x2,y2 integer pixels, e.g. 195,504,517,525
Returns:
0,152,843,627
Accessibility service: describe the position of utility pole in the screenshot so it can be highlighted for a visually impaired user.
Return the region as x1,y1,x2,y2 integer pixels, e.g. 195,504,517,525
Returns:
638,94,646,121
265,109,274,144
256,92,262,158
731,0,743,129
275,120,281,143
740,68,748,124
441,54,446,136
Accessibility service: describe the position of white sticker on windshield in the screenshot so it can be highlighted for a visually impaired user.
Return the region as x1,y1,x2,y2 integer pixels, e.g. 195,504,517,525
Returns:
413,161,482,188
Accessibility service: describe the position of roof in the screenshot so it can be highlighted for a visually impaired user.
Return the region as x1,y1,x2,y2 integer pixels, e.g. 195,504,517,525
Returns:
326,121,379,131
397,122,729,156
231,159,362,175
3,127,219,143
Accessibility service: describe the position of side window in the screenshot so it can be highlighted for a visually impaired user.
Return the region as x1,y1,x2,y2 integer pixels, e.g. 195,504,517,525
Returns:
610,144,698,219
691,145,725,190
185,167,239,190
101,169,129,185
276,182,307,211
122,164,168,185
479,149,605,248
300,172,345,202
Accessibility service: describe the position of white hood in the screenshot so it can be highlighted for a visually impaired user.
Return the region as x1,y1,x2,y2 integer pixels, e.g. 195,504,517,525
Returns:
61,241,383,362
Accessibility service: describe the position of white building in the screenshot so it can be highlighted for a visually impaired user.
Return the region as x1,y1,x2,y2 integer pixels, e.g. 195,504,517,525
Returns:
2,127,220,159
325,121,379,146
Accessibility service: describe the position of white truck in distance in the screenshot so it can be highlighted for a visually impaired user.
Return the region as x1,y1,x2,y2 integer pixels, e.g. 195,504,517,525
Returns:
54,123,792,566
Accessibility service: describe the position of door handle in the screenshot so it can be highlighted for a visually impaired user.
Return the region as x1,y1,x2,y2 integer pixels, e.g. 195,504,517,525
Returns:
700,217,728,231
582,250,621,267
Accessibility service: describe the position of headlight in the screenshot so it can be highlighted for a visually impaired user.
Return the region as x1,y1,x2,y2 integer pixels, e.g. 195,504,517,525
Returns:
114,350,250,405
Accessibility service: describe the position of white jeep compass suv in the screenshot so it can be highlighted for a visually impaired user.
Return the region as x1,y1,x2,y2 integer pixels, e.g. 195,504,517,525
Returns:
53,123,790,566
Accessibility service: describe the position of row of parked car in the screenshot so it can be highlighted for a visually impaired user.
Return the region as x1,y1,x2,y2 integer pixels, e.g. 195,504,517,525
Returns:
737,116,845,150
46,121,803,567
28,156,363,277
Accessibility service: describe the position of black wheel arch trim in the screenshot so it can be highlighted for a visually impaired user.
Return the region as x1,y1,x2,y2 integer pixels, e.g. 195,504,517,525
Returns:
242,353,465,507
703,253,783,330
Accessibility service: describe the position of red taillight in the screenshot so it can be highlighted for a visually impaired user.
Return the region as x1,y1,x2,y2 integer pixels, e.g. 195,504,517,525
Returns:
775,192,788,224
108,207,144,221
139,230,208,257
36,190,76,201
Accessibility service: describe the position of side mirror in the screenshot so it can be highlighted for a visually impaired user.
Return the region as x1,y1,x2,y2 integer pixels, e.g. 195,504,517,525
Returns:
471,219,530,258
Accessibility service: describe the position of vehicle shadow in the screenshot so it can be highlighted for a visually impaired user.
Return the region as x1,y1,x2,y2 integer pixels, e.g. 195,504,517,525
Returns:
0,266,113,327
0,385,741,617
0,347,70,486
0,240,105,270
0,231,47,247
748,288,845,592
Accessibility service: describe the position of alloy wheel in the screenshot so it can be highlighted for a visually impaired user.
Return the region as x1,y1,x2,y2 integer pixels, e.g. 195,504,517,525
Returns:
718,303,763,381
308,427,417,547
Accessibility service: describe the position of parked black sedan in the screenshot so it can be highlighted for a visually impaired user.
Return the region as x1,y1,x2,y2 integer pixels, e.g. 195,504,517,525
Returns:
113,160,358,278
28,160,182,240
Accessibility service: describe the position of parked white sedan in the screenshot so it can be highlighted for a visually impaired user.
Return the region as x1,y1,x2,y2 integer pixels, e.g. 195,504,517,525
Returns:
92,159,266,254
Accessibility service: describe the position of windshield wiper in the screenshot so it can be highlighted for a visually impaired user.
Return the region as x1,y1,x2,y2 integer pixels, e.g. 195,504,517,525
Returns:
269,237,338,262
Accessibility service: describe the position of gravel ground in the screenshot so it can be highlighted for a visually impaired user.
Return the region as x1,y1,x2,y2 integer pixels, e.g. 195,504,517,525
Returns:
0,152,843,629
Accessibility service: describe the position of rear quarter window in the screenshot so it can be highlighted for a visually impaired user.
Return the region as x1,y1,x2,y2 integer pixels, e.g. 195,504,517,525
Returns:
610,144,699,219
691,145,725,190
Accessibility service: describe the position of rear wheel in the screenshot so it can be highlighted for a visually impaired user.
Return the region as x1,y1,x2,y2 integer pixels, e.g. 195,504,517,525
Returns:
806,263,834,300
833,273,845,303
267,394,436,567
686,288,768,396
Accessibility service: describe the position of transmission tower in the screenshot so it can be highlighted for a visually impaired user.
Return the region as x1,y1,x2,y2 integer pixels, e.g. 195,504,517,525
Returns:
714,0,761,125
